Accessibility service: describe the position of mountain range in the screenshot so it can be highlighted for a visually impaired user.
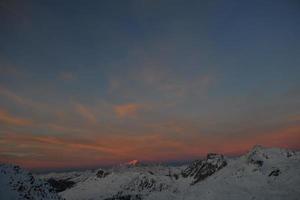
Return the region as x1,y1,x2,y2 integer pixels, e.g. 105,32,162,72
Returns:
1,145,299,200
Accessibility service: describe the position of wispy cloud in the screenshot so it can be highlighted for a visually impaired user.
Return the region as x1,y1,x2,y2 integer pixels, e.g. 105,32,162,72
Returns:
287,114,300,122
108,66,216,107
59,72,76,81
75,103,97,123
0,86,28,105
0,64,19,76
137,67,215,98
45,123,85,134
0,152,41,158
1,122,300,169
0,86,51,112
114,103,142,118
0,108,32,126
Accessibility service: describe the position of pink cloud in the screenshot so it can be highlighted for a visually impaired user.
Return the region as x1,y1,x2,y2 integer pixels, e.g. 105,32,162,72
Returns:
0,108,32,126
75,103,97,123
114,103,142,118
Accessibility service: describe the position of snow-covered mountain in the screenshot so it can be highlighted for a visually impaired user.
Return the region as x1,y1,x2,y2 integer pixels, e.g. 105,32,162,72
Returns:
36,145,300,200
125,160,140,167
0,164,63,200
1,146,299,200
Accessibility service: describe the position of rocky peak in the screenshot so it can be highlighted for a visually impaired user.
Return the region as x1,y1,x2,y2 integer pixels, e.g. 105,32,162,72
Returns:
122,175,169,193
182,153,227,184
96,169,110,178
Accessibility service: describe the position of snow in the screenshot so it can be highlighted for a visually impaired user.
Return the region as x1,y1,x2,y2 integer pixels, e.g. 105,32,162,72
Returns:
61,146,300,200
182,146,300,200
0,164,62,200
37,146,300,200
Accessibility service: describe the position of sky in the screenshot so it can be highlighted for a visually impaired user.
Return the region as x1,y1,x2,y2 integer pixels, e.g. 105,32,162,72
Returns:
0,0,300,170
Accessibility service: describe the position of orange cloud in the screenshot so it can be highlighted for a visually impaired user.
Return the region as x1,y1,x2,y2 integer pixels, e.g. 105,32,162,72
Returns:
205,124,300,155
0,109,32,126
287,114,300,122
114,103,141,118
45,123,84,133
1,122,299,170
75,103,97,123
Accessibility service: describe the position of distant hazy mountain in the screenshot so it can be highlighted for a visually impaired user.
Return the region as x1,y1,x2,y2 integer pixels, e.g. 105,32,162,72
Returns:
1,145,299,200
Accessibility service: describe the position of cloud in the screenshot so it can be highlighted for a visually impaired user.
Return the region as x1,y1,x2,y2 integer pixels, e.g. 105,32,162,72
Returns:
1,122,300,169
206,124,300,155
114,103,141,118
0,64,19,76
45,123,85,133
0,152,41,158
0,86,50,111
108,66,216,108
59,72,76,81
138,67,215,98
287,114,300,122
75,103,97,123
0,135,147,168
0,108,32,126
0,86,27,105
0,133,135,167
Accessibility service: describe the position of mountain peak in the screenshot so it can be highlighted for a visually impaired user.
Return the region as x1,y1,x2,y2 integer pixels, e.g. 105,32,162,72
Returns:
126,159,140,166
182,153,227,184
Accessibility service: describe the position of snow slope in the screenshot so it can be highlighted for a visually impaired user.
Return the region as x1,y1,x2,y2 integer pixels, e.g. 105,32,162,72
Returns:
181,145,300,200
38,145,300,200
0,164,62,200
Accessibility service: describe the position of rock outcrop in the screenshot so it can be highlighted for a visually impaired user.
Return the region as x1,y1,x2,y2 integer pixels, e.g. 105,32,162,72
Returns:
182,153,227,184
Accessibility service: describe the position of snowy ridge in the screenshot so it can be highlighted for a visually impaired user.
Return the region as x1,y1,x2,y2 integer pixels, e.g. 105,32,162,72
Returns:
36,146,300,200
2,146,300,200
47,164,183,200
0,164,62,200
